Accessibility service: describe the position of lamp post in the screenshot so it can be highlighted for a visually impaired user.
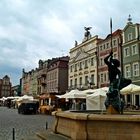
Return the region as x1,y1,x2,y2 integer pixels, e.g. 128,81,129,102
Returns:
88,77,94,89
95,51,99,88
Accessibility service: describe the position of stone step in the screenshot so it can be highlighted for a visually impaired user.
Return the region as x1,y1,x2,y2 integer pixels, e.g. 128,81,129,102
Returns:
21,135,42,140
36,129,70,140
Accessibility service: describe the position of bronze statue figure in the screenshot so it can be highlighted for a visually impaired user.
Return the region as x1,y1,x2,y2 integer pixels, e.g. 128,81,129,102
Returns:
84,27,92,38
104,51,131,113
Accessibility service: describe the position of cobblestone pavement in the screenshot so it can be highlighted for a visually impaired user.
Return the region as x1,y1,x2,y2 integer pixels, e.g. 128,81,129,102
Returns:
0,107,55,140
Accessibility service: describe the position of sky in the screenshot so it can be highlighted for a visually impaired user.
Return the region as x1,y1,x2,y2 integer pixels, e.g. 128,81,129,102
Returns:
0,0,140,86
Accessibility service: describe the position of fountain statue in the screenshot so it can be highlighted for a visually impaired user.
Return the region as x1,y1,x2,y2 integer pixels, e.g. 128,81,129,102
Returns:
104,51,131,114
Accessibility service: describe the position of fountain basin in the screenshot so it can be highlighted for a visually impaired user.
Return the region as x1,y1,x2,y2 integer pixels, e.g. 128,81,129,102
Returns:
52,111,140,140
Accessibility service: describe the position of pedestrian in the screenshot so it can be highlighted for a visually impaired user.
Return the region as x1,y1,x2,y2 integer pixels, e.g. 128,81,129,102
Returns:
120,98,124,114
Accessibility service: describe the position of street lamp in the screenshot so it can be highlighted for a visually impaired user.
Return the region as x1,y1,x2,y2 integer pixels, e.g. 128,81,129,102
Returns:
88,77,94,89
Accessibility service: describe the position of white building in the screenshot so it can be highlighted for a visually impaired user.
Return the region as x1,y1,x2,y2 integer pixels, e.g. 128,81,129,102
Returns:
68,28,100,90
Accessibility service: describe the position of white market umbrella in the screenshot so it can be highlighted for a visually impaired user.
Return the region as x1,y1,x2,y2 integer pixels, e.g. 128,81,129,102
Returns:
60,89,86,99
82,87,108,95
120,84,140,94
21,95,33,100
55,95,62,98
16,95,33,102
131,85,140,93
81,89,96,95
7,96,15,100
100,87,109,92
0,97,7,101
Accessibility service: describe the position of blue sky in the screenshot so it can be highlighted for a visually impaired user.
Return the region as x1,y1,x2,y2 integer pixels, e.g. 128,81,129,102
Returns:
0,0,140,85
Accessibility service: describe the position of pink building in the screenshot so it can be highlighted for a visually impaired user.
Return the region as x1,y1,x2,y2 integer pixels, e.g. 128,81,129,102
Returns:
97,29,122,88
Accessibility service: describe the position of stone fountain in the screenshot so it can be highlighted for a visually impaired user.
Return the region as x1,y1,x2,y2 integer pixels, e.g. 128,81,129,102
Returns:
50,22,139,140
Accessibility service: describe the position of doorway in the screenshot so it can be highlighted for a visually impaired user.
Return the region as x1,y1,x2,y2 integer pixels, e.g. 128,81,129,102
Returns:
135,95,139,106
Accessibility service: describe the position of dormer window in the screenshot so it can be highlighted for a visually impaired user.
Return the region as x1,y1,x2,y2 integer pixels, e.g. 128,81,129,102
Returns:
128,33,132,41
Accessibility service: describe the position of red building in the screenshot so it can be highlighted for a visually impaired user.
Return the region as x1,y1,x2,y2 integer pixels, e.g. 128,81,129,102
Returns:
47,56,69,95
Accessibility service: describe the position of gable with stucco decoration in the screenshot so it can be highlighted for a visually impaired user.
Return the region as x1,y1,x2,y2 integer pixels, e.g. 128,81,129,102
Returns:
72,50,90,62
123,24,135,32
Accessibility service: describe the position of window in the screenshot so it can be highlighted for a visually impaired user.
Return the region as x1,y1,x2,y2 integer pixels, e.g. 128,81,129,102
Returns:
74,64,77,72
91,57,94,66
106,43,109,48
128,33,132,41
91,74,95,85
133,63,139,76
85,76,88,85
55,72,57,79
79,62,82,70
124,47,130,57
100,45,103,51
85,60,88,68
132,44,138,55
70,79,73,87
113,40,117,46
70,66,73,72
100,58,104,66
75,78,77,87
100,73,103,83
125,65,131,78
103,44,105,49
113,53,117,59
79,77,82,86
103,44,106,49
104,73,106,82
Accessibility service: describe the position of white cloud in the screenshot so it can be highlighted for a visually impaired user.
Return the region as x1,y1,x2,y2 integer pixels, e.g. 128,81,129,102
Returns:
0,0,140,85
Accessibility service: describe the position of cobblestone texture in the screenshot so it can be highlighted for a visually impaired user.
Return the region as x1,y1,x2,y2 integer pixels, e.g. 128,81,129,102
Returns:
0,107,54,140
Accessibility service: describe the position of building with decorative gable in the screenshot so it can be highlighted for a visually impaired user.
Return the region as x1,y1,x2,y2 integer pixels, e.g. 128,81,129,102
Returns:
122,15,140,85
0,75,12,97
21,69,38,96
122,15,140,106
68,28,100,90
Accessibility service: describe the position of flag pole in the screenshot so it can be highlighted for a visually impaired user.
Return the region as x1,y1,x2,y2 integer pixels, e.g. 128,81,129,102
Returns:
110,18,113,52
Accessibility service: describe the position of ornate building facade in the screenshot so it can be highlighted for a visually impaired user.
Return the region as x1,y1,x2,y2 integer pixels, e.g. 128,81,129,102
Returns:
21,69,38,96
0,75,12,97
46,56,69,94
21,56,69,96
122,16,140,85
122,15,140,106
68,28,100,90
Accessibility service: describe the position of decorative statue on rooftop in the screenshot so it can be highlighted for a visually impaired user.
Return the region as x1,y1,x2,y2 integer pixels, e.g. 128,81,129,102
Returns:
104,51,131,114
84,27,92,39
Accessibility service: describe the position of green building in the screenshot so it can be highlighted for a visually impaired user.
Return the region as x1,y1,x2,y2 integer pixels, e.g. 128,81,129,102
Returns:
122,15,140,107
122,15,140,85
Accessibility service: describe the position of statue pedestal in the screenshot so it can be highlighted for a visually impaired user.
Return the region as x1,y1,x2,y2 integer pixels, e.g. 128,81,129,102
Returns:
107,105,120,114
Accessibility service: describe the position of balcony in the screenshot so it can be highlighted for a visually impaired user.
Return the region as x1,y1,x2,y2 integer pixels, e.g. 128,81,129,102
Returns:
68,83,96,91
41,73,46,77
40,69,47,77
41,79,46,85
